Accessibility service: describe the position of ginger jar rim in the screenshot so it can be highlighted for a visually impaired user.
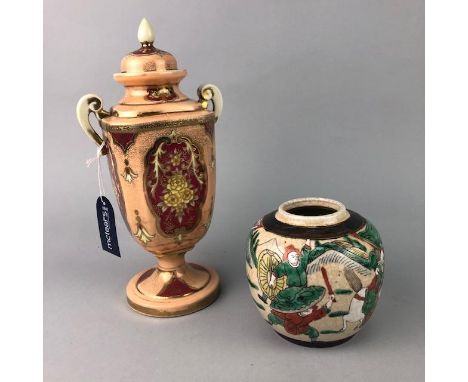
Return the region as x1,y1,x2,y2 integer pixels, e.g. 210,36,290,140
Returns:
275,197,351,228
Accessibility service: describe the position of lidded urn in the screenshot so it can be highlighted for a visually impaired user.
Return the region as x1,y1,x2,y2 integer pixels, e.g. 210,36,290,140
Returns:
246,198,384,346
76,18,223,317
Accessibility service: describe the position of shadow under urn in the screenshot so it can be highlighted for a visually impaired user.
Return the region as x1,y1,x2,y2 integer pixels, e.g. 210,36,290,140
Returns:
246,198,384,347
76,19,223,317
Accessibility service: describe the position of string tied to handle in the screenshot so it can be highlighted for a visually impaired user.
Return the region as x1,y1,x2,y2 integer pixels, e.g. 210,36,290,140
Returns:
86,140,107,202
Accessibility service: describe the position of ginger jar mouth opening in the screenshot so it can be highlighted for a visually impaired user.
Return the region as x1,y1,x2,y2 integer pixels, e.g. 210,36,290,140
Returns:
246,197,384,347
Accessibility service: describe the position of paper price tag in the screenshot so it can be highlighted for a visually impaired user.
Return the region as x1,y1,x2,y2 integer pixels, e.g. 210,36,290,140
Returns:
96,196,121,257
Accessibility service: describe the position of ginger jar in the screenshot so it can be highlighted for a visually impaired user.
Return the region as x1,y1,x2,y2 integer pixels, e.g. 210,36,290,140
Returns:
246,198,384,347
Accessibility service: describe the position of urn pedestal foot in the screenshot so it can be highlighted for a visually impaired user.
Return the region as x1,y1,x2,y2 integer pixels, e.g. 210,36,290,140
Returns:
126,256,220,317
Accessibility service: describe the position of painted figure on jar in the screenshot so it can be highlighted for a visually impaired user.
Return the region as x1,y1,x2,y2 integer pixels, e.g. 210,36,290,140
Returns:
267,241,335,340
341,250,384,332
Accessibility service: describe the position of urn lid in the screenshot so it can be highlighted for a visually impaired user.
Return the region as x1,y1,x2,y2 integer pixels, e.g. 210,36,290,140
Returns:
117,18,181,80
102,18,214,130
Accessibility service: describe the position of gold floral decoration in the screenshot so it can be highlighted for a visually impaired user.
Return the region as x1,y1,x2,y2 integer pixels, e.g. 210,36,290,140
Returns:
122,167,138,183
158,173,197,222
134,211,155,244
121,159,138,183
134,225,155,244
170,152,181,167
149,131,204,197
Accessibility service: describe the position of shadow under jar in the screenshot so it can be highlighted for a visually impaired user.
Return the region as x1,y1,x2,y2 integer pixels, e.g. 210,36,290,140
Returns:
246,198,384,347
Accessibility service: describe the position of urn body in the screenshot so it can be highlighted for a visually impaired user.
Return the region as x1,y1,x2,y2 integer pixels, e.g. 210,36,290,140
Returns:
103,118,216,256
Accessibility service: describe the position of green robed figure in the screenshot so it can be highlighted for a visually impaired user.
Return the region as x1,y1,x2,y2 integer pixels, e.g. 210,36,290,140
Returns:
269,240,332,312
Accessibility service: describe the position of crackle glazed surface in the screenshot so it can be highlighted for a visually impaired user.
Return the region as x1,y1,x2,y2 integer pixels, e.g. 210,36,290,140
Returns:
246,198,384,346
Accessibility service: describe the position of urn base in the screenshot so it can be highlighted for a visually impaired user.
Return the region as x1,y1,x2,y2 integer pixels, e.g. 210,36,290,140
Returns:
126,263,220,317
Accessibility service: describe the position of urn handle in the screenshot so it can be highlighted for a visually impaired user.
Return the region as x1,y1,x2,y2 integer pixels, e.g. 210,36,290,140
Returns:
197,84,223,120
76,94,110,152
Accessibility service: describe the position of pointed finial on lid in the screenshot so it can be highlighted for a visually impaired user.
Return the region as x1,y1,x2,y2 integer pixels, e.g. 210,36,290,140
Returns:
138,18,155,44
